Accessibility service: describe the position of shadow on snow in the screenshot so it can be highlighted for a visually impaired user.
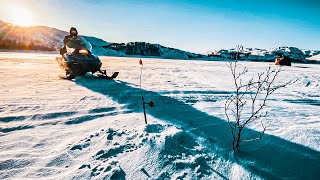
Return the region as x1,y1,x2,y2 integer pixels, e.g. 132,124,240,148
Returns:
75,77,320,179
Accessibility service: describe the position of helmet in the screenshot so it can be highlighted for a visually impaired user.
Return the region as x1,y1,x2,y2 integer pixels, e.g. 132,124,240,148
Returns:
69,27,78,36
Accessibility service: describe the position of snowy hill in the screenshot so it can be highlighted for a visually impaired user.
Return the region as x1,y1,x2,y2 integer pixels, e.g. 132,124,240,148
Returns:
0,20,110,53
0,19,203,60
307,54,320,61
209,46,320,63
1,19,319,63
0,20,66,51
102,42,204,59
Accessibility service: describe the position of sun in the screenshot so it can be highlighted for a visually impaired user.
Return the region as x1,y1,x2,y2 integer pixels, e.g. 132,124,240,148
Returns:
10,7,34,26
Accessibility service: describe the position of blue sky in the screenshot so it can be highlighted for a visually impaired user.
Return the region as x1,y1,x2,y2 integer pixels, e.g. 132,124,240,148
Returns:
0,0,319,53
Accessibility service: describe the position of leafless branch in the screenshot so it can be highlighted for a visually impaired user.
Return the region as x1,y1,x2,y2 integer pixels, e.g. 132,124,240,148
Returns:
225,59,288,151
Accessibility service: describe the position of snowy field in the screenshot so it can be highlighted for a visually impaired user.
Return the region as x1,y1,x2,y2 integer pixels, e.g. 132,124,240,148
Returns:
0,52,319,179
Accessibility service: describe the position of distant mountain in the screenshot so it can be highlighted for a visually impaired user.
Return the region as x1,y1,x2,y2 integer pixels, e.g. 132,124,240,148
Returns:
0,19,204,60
1,19,319,63
0,20,66,51
101,42,204,59
209,46,320,63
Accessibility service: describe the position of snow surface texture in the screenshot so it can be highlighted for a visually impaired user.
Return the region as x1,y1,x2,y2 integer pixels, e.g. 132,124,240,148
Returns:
0,52,319,179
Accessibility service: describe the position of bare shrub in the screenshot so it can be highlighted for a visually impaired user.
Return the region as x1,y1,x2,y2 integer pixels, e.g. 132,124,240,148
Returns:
225,60,289,151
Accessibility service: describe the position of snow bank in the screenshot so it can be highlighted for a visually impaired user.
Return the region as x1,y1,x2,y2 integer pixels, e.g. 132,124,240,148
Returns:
307,54,320,61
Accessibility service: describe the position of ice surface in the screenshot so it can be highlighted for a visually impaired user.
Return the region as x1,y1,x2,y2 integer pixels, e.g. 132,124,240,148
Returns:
0,52,319,179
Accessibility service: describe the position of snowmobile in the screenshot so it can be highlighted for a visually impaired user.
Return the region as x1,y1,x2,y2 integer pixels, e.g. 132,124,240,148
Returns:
56,36,119,79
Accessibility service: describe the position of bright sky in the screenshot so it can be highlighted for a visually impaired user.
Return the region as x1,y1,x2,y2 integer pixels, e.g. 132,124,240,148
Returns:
0,0,319,53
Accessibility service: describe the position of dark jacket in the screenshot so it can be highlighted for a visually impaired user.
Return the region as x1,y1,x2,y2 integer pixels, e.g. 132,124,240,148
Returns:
60,27,78,55
63,27,78,44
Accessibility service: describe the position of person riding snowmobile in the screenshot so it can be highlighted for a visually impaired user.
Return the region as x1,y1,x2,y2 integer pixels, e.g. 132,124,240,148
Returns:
60,27,78,55
56,27,119,79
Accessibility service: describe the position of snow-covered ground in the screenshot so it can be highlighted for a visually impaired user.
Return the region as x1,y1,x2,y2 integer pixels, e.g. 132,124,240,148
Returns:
0,52,319,179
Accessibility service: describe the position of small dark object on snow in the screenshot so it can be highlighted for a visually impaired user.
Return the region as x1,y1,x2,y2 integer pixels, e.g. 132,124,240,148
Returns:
275,55,292,66
147,100,155,108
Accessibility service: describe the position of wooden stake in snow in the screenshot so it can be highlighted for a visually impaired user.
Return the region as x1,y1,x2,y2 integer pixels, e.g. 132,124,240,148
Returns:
139,59,155,124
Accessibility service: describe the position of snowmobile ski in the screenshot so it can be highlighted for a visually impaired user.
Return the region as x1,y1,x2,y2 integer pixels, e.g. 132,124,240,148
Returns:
97,70,119,79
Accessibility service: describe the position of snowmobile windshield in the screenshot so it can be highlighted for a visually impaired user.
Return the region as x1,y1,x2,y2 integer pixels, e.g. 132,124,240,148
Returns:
65,36,92,53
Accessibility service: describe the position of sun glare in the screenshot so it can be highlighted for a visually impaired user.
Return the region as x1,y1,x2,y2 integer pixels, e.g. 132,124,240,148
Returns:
10,7,34,26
